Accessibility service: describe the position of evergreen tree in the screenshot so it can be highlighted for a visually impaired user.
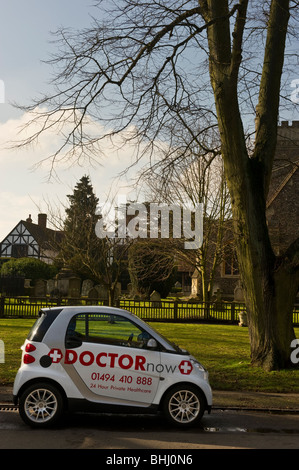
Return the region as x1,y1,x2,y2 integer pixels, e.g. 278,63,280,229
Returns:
61,175,101,278
60,175,130,305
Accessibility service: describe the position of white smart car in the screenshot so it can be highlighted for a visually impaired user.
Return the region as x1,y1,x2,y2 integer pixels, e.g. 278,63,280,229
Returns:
13,306,212,428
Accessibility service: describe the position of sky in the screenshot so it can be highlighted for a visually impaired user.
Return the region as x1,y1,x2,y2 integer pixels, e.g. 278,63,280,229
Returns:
0,1,298,242
0,0,140,241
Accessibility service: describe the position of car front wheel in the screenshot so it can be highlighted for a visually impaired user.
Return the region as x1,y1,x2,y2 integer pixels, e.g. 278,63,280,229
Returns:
163,385,205,427
19,383,64,428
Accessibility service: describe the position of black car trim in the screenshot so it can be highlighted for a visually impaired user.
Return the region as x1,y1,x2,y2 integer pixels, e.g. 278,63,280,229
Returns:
27,308,63,342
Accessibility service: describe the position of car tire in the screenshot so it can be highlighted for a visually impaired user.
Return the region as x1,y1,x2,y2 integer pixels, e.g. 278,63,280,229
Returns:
19,382,64,428
162,384,205,427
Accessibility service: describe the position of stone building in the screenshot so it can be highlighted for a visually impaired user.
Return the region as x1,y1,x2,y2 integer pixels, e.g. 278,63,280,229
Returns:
266,121,299,255
191,121,299,300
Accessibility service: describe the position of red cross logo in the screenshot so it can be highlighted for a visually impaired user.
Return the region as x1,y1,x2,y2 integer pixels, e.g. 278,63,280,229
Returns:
178,360,193,375
48,349,63,363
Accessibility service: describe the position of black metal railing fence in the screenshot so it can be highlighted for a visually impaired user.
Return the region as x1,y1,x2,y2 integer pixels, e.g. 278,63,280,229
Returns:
0,295,298,325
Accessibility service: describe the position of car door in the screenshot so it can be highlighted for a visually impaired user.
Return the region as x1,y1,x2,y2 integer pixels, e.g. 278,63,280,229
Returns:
64,311,162,406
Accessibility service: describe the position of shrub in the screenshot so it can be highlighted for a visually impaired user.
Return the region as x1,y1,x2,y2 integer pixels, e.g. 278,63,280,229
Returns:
1,258,58,281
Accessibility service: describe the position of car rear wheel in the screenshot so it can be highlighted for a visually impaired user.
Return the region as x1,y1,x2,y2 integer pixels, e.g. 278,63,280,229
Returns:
19,383,64,428
163,385,205,427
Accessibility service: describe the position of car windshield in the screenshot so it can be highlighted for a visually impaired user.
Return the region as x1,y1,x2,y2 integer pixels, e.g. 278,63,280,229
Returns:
134,316,187,354
27,314,45,340
153,330,187,354
27,308,62,342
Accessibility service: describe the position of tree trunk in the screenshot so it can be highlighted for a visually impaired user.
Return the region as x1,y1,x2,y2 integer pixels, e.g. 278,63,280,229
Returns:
220,114,298,370
248,262,297,371
108,286,115,307
217,97,298,370
204,0,299,370
230,170,297,370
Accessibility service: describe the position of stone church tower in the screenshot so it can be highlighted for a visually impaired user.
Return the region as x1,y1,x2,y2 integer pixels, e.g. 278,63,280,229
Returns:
191,121,299,299
267,121,299,255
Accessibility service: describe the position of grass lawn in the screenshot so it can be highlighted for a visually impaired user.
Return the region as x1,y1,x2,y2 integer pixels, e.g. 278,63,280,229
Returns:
153,323,299,393
0,318,298,392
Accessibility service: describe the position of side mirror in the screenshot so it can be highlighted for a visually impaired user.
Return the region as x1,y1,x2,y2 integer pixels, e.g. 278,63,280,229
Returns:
147,338,158,349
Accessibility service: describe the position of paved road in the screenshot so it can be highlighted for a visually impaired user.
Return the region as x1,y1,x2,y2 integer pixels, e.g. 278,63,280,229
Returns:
1,407,299,450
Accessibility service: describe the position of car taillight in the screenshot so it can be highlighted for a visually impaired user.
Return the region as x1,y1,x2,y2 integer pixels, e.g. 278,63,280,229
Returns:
25,343,36,353
23,354,35,364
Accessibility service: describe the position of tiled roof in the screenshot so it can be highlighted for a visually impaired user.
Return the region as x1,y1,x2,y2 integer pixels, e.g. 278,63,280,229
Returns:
21,220,64,249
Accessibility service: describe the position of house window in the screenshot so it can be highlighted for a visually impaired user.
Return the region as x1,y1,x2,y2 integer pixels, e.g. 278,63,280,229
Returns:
11,244,28,258
222,243,240,277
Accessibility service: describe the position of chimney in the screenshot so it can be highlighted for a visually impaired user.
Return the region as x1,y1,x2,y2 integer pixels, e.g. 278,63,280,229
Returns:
38,213,47,230
26,214,32,223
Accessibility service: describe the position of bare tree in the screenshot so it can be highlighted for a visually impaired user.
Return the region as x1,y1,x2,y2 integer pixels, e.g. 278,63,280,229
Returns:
13,0,299,370
128,239,176,298
143,146,231,302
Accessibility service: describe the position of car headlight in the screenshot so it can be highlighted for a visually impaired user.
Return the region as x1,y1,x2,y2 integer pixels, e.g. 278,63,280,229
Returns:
190,358,206,372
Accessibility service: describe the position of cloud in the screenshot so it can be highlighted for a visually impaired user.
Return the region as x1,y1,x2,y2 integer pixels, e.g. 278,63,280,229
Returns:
0,110,145,241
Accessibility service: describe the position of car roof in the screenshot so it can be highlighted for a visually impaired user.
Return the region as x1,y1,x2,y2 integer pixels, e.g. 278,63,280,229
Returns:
41,305,135,316
39,305,146,324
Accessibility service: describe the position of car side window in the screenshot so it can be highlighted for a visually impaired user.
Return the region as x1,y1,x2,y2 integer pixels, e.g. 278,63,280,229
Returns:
65,313,153,349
